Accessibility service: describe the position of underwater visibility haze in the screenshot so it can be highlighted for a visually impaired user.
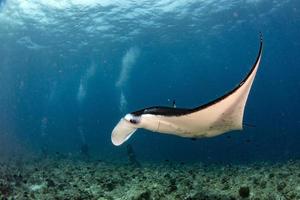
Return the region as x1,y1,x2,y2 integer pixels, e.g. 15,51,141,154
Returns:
0,0,300,199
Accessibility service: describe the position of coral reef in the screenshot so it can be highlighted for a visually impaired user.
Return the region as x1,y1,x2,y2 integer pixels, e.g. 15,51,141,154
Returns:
0,158,300,199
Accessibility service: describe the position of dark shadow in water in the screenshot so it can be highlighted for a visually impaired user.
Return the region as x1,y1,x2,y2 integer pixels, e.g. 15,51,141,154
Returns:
80,143,91,162
127,144,141,168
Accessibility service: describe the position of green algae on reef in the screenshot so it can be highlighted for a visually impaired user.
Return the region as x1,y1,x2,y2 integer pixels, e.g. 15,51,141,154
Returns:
1,158,300,200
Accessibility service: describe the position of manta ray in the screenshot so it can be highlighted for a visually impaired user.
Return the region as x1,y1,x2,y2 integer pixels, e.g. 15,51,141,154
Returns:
111,35,263,146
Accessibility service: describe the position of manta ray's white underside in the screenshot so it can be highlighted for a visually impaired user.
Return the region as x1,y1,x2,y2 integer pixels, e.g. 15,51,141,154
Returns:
111,35,263,146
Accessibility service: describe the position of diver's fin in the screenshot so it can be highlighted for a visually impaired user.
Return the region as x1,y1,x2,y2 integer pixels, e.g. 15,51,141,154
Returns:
173,100,176,108
111,118,137,146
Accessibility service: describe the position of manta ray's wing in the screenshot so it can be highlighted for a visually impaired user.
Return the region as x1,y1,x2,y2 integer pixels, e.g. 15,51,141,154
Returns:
165,35,263,138
201,36,262,135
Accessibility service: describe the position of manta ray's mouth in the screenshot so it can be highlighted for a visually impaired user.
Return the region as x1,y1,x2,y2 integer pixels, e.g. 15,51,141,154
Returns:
111,118,137,146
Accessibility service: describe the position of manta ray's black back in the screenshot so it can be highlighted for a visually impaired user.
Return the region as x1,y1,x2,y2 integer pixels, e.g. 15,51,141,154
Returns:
131,106,191,117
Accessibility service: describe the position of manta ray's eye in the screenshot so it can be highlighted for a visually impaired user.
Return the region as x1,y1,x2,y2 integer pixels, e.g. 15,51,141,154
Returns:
130,119,138,124
125,114,140,124
130,115,141,124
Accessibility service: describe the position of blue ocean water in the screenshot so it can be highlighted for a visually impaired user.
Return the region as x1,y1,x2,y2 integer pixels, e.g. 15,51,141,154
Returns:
0,0,299,163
